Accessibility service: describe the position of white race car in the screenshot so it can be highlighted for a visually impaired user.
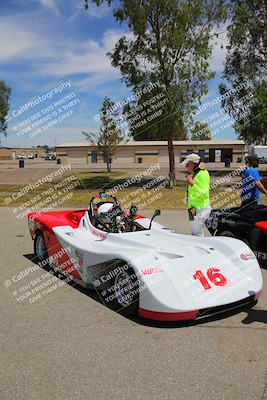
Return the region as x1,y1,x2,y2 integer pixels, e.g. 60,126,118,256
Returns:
28,193,263,321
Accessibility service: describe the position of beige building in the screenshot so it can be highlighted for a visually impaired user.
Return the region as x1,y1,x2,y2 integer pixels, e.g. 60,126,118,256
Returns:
56,140,245,165
0,147,46,160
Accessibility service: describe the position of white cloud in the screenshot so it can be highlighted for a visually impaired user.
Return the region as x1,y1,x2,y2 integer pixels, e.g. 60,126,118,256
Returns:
74,72,120,92
0,12,130,119
38,29,132,77
85,2,110,19
37,0,110,20
40,39,114,76
38,0,61,15
0,13,126,91
0,16,49,62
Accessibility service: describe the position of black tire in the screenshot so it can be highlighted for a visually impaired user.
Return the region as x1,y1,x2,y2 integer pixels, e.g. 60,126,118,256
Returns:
34,230,48,263
100,263,139,316
216,229,236,238
216,227,252,248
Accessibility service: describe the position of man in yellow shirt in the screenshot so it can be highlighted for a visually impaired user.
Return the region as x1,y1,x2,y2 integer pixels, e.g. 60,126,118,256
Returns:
181,153,211,237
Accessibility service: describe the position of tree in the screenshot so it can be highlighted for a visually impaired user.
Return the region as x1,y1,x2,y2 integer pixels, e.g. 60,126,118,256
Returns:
219,0,267,144
191,121,212,140
0,80,11,146
123,85,188,141
83,97,124,172
85,0,227,182
37,145,49,151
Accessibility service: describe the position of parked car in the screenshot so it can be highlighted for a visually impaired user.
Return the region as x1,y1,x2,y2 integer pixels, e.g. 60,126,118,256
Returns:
28,193,263,321
206,205,267,267
258,157,267,164
44,153,56,160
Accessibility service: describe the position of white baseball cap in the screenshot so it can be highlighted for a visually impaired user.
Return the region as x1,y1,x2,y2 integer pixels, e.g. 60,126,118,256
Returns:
180,153,201,167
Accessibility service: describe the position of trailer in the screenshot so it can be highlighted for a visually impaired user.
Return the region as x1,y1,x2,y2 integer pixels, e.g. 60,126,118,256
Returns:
254,146,267,163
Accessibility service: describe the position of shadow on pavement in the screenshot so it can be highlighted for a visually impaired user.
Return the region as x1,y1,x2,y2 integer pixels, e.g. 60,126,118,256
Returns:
241,309,267,325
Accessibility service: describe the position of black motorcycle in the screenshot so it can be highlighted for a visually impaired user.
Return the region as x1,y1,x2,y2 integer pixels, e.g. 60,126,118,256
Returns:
206,205,267,267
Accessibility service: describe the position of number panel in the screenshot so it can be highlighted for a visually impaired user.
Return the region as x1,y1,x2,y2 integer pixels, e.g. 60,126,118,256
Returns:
194,268,228,290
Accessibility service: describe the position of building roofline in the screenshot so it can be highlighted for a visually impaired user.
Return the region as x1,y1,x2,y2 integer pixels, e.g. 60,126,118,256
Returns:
0,147,46,150
57,140,245,148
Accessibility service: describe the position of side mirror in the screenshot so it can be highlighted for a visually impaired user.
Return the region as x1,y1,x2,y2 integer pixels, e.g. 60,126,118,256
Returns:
149,209,161,229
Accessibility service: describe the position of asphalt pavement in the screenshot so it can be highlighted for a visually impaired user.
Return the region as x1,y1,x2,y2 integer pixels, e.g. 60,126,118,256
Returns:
0,208,266,400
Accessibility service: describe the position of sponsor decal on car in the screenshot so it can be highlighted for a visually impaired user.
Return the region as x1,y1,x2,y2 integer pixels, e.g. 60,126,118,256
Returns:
92,229,107,239
221,218,235,225
141,267,164,275
254,251,267,260
240,252,255,261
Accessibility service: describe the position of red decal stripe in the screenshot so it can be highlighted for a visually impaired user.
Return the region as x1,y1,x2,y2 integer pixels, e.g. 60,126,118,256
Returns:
135,214,145,219
138,308,199,321
28,209,86,230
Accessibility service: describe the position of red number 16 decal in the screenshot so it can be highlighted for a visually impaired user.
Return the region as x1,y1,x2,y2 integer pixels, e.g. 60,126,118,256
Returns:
193,268,228,290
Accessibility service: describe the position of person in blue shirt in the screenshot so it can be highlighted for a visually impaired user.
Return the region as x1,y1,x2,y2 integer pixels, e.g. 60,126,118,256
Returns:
241,154,267,208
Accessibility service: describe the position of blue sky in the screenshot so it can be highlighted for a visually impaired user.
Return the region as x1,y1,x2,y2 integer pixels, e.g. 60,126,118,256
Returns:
0,0,235,147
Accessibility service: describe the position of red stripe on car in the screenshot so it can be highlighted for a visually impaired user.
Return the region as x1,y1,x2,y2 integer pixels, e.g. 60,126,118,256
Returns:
139,308,199,321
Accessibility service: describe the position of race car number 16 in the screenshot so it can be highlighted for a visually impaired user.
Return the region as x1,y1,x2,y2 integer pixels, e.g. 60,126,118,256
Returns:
193,268,227,290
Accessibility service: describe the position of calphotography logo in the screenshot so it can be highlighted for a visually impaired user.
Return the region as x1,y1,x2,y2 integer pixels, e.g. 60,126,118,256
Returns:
6,166,83,222
9,80,81,139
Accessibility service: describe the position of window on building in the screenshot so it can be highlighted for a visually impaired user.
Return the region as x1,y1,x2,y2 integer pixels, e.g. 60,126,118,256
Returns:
221,148,233,162
209,149,215,162
91,151,98,163
198,149,205,161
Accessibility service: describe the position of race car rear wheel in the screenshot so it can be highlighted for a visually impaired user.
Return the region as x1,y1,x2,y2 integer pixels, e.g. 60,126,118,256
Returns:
216,229,236,238
34,230,48,263
101,264,139,316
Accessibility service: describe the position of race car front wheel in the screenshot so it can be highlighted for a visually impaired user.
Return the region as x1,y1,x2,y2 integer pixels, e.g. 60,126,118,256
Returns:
34,230,48,263
101,264,139,316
